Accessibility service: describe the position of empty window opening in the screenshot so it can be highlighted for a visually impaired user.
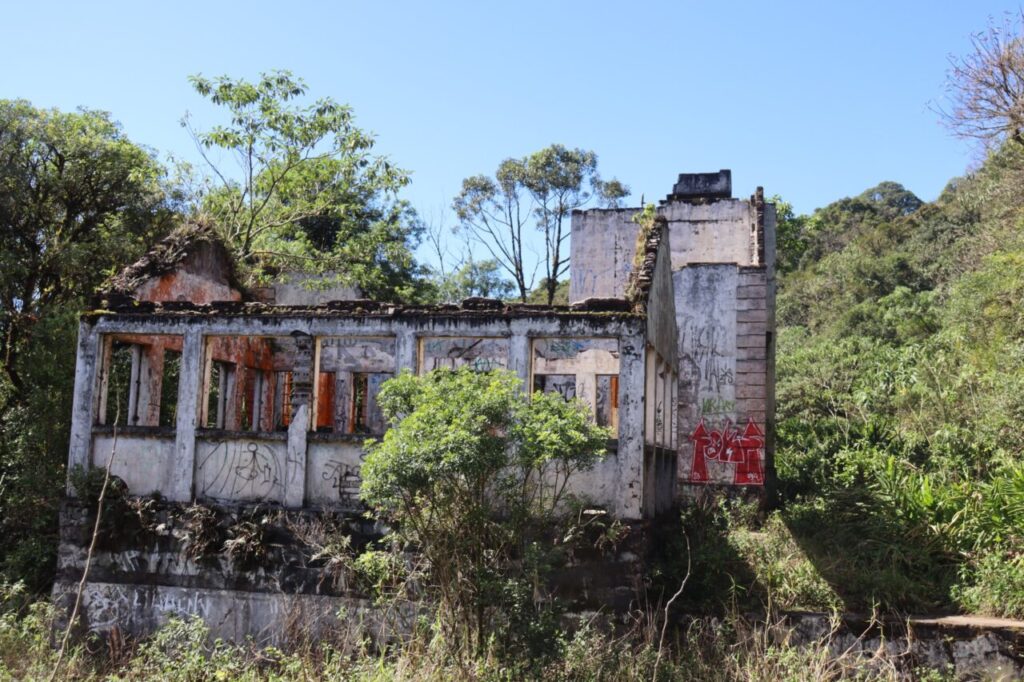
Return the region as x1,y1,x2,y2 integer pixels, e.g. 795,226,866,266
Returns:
596,374,619,429
159,350,181,427
351,373,370,433
96,334,184,428
531,338,620,435
534,374,577,400
316,337,396,435
274,371,293,430
202,336,299,434
204,361,236,429
102,341,133,426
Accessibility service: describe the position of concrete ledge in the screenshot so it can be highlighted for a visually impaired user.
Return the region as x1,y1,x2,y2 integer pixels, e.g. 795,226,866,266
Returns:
51,580,397,646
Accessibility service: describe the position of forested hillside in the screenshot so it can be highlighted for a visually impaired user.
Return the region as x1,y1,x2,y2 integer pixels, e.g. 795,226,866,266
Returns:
764,143,1024,616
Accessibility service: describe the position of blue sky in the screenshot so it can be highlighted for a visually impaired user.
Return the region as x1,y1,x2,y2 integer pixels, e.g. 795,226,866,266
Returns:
2,1,1020,268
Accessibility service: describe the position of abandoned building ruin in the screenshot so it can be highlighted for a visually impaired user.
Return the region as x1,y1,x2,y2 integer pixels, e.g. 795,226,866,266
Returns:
54,170,777,641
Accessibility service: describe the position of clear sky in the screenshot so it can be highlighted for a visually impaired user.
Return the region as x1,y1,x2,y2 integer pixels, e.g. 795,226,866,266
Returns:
2,1,1020,266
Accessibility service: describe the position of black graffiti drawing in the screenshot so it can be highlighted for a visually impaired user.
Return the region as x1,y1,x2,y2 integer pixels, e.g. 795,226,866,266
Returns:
200,440,282,502
681,320,734,393
323,459,362,506
425,338,508,371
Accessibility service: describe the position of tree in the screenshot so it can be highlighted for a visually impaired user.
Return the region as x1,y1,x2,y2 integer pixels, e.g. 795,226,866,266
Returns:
526,278,569,305
939,10,1024,148
184,71,426,299
0,100,172,409
360,368,609,657
433,258,515,303
453,145,628,305
451,161,534,302
521,145,629,305
0,100,174,589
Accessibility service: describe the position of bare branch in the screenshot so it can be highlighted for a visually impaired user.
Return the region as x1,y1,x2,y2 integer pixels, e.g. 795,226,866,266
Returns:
938,11,1024,148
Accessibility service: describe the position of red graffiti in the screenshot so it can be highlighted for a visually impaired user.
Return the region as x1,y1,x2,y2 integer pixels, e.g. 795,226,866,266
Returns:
688,417,765,486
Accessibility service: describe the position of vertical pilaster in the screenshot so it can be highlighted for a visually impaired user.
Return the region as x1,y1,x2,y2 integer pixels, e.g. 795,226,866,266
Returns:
66,322,101,494
395,329,417,374
170,329,202,502
285,332,313,508
615,331,646,520
509,333,531,388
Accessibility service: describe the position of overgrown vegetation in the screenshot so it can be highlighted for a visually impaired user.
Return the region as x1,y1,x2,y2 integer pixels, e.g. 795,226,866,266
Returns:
0,581,955,681
359,368,610,662
766,140,1024,618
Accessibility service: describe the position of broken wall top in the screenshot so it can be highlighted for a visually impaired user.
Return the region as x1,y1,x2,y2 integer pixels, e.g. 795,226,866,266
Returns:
101,222,245,306
84,296,642,324
569,171,775,302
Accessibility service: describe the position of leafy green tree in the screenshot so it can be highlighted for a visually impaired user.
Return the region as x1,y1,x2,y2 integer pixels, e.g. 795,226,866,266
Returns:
771,195,809,274
521,145,628,305
0,100,173,407
526,278,569,305
451,162,534,302
453,145,628,304
431,257,515,303
0,100,174,589
184,70,426,300
360,368,609,657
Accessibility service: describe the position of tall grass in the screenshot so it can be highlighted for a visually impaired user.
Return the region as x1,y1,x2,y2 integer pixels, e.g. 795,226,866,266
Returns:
0,582,954,682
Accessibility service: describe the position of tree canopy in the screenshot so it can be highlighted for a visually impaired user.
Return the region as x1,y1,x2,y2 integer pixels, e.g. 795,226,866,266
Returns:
0,100,175,589
184,70,426,301
453,144,628,304
0,99,173,407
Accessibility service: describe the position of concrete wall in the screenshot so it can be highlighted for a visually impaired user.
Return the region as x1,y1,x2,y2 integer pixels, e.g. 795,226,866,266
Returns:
674,265,767,486
661,200,758,268
270,272,362,306
568,209,640,301
306,439,365,508
569,177,776,492
133,242,242,305
92,432,175,497
195,435,289,505
68,309,655,520
52,501,650,644
644,228,679,367
569,198,762,303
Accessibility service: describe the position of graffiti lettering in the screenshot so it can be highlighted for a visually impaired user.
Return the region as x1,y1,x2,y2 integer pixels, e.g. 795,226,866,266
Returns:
688,418,764,486
680,320,734,393
470,357,502,372
545,339,587,357
422,337,509,372
700,398,736,415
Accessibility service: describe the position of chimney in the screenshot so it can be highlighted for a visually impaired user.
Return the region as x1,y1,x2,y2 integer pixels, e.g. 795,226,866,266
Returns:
663,169,732,204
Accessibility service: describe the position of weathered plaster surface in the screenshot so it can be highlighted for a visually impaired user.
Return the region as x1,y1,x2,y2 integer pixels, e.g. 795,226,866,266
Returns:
568,209,640,301
71,310,652,519
571,177,776,492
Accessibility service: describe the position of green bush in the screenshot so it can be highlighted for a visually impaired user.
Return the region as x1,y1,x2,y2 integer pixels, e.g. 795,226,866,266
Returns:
360,367,610,660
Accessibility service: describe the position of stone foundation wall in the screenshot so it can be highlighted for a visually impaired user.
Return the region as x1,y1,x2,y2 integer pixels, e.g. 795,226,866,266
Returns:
53,500,649,644
769,611,1024,680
